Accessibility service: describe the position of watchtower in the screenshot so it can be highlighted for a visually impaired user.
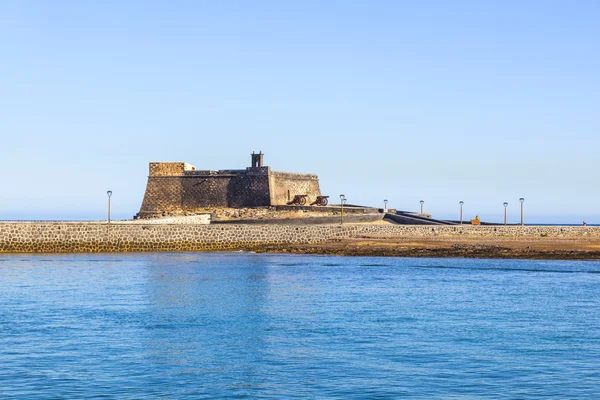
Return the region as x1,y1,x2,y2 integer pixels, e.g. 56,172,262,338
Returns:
251,151,264,169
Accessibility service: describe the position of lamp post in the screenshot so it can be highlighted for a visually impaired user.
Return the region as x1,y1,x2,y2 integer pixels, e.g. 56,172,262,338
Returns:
340,194,346,225
503,202,508,225
420,200,424,215
519,198,525,226
384,199,388,213
459,201,464,224
107,190,113,223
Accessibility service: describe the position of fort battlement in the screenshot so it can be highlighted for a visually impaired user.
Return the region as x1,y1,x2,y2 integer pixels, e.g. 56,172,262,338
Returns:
137,152,322,218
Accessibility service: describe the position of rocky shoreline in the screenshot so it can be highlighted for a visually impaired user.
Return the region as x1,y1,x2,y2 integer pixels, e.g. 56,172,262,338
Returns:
253,243,600,260
251,236,600,260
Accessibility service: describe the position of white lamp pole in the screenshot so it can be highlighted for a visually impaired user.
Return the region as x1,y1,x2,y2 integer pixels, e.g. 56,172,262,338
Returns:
107,190,113,223
519,198,525,226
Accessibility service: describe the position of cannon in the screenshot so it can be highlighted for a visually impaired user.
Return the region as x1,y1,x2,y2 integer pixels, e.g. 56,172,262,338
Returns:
288,194,308,206
310,196,329,206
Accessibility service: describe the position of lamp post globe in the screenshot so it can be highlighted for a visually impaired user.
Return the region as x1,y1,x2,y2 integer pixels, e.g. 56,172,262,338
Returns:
459,201,464,224
503,202,508,225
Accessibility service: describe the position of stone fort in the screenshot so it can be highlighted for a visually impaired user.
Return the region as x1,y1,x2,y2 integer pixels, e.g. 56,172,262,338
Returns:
137,152,322,218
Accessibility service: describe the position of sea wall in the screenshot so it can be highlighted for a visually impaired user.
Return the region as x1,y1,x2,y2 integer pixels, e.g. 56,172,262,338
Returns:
0,223,598,253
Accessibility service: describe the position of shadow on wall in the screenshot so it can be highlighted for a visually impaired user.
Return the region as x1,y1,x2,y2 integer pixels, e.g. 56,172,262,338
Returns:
226,175,271,207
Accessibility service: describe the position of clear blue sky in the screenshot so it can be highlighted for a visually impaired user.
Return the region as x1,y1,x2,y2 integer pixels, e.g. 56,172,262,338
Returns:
1,1,598,223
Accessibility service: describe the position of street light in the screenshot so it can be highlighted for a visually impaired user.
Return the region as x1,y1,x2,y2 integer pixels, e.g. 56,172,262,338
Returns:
107,190,113,223
384,199,388,213
340,194,346,225
420,200,424,214
519,197,525,226
459,201,464,224
503,202,508,225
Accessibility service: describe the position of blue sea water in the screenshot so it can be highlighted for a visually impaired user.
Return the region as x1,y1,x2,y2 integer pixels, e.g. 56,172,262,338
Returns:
0,253,599,399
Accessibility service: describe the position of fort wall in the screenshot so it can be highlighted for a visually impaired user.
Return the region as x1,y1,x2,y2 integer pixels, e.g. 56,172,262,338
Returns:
140,170,273,216
138,154,322,217
180,173,272,210
1,223,598,253
139,177,184,214
269,171,321,205
149,162,195,176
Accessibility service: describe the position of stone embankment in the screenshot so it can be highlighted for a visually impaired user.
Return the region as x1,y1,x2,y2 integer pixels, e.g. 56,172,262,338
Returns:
0,222,598,254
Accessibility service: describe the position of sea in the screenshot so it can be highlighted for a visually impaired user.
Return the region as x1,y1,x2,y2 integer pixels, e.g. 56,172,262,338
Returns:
0,253,599,399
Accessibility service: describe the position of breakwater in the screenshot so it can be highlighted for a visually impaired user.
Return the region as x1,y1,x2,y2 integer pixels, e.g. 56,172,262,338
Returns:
0,222,598,253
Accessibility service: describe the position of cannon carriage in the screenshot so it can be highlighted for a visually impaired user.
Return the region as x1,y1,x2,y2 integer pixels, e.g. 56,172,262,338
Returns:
311,196,329,206
287,194,329,206
288,194,308,206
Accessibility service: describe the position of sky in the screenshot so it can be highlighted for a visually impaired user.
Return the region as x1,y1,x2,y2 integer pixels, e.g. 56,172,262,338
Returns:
1,0,598,223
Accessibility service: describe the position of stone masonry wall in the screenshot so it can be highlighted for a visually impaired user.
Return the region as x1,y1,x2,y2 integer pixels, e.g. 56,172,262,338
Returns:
181,175,234,209
182,173,272,209
269,171,322,205
0,223,598,253
139,177,184,215
140,173,272,217
149,162,195,176
139,163,322,217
